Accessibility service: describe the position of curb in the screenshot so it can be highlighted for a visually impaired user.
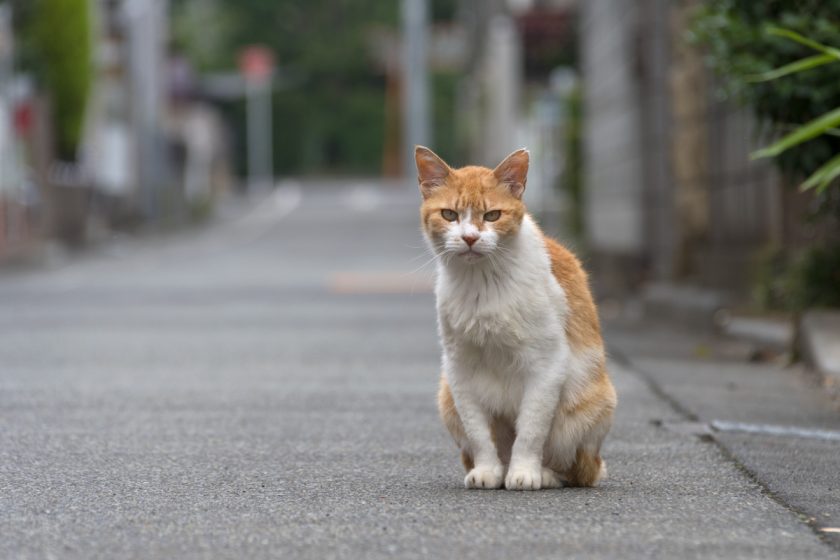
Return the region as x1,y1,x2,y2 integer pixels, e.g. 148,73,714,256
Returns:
800,310,840,392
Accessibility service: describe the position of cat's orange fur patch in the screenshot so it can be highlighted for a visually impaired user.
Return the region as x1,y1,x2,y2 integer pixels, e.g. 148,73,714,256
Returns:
563,448,604,487
438,376,466,446
542,235,603,352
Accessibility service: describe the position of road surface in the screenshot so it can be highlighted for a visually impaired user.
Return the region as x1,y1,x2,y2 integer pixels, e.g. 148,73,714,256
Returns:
1,181,838,559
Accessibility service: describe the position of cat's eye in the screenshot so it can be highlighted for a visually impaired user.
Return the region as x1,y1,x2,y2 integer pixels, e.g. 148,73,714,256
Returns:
483,210,501,222
441,209,458,222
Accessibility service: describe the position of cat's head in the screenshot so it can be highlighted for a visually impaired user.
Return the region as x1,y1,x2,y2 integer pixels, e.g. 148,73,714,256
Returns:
415,146,529,264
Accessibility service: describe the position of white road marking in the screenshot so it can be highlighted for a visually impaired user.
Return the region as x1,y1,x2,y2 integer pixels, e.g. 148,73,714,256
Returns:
328,271,434,294
711,420,840,442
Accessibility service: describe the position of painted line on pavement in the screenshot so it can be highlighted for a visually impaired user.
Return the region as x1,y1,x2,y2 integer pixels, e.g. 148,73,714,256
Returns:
328,271,434,294
711,420,840,442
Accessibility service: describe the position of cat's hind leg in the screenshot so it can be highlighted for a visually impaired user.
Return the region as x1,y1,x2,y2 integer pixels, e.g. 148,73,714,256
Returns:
564,447,606,487
540,467,562,489
545,368,616,487
560,407,613,486
543,418,609,487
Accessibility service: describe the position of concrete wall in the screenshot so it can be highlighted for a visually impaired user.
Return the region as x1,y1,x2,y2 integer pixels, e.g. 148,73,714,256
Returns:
580,0,645,257
580,0,645,292
579,0,788,298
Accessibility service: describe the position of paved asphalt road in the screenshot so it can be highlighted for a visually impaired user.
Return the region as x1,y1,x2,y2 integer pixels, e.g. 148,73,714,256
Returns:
1,181,837,559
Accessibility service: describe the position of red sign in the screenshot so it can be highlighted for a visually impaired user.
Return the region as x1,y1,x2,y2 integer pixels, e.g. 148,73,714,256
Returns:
238,46,274,81
13,102,33,137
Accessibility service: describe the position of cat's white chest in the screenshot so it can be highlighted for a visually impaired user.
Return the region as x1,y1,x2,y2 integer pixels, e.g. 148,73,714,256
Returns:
439,280,552,346
435,228,565,349
439,273,562,353
436,243,567,364
437,276,564,416
433,216,571,419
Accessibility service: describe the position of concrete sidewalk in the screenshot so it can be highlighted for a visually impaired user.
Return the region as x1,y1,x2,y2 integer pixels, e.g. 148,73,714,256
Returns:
1,181,838,559
606,320,840,550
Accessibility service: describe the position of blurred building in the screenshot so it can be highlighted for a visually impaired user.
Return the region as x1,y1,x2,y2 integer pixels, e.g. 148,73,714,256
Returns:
580,0,814,300
457,0,574,164
0,0,231,261
455,0,577,228
83,0,174,225
0,3,39,259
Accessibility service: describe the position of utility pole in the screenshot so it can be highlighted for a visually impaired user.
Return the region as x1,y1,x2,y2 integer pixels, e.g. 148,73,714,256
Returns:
245,76,273,192
401,0,430,178
125,0,169,223
240,46,274,193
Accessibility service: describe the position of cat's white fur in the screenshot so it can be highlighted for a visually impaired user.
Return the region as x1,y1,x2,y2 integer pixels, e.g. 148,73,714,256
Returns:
431,213,605,490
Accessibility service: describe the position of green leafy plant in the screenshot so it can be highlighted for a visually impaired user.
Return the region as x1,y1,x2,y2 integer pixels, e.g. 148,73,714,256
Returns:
172,0,460,176
562,85,584,236
752,244,840,311
18,0,93,160
691,5,840,311
689,1,840,185
750,28,840,193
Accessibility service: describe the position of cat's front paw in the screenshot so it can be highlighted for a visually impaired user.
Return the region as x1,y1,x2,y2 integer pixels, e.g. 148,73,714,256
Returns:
505,464,543,491
464,465,504,489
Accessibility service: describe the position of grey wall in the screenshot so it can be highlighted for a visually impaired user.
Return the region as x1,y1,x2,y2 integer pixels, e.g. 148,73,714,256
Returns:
580,0,645,257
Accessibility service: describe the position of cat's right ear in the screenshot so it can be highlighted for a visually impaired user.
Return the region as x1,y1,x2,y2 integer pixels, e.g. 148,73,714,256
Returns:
415,146,451,199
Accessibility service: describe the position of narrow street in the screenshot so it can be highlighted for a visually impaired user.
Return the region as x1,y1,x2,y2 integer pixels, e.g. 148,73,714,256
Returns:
1,181,838,559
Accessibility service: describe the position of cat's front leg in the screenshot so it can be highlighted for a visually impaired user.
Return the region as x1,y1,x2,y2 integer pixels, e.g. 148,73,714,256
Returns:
506,349,568,491
448,376,504,489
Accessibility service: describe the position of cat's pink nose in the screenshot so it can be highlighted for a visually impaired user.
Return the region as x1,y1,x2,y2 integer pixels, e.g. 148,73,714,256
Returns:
462,234,479,247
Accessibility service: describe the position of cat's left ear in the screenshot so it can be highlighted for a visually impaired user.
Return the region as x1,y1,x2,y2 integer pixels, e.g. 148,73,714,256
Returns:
493,148,529,199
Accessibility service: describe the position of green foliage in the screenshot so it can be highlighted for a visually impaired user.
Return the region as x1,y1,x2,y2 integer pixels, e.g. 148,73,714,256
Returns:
746,28,840,193
173,0,397,175
431,72,459,164
753,245,840,310
562,85,584,236
792,246,840,309
172,0,460,175
689,1,840,180
692,4,840,310
171,0,239,72
18,0,92,159
747,53,835,83
802,153,840,192
430,0,458,22
752,107,840,164
751,245,788,310
226,83,388,177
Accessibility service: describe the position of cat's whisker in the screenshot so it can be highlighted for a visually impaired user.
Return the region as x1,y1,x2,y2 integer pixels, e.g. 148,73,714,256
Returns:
487,252,500,275
406,256,439,276
405,248,447,276
439,249,456,268
407,240,448,268
408,250,435,263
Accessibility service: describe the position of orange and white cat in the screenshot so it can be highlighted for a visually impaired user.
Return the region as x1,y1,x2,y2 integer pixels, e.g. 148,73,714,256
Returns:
416,146,617,491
